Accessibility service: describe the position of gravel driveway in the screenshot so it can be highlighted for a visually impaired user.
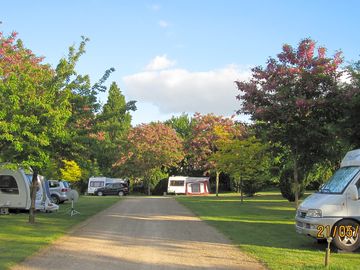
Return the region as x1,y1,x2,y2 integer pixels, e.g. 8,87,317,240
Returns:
11,197,265,270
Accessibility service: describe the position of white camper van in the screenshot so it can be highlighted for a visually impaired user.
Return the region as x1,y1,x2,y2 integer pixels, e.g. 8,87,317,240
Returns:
295,149,360,251
0,168,58,212
87,177,127,195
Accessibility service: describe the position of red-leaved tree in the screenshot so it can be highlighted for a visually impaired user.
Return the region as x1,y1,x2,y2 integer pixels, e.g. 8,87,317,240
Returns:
236,38,344,206
114,123,184,195
188,113,244,196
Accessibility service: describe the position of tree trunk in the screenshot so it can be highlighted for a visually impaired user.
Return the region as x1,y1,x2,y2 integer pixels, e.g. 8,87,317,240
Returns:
240,176,243,203
293,156,299,209
147,177,151,196
215,171,220,197
29,169,38,224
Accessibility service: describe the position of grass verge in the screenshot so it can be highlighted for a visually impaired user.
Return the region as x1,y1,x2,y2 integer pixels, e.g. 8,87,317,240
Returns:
0,196,120,270
176,192,360,270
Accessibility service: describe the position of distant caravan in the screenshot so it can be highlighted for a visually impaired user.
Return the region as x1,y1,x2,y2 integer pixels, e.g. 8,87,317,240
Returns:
87,176,129,195
167,176,210,195
0,167,59,212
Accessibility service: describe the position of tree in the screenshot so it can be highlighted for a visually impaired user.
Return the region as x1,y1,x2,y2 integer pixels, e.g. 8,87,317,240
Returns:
46,39,117,185
95,82,136,176
164,114,195,175
114,123,184,195
214,136,270,202
188,113,243,196
165,113,194,140
0,31,71,223
340,60,360,148
60,160,82,182
236,38,343,207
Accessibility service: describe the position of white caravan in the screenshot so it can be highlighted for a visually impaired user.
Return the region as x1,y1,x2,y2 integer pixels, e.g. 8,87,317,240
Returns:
87,177,127,195
295,149,360,251
167,176,210,195
0,168,59,212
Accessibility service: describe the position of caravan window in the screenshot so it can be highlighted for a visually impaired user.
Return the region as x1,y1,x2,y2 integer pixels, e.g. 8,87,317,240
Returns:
170,180,185,186
0,175,19,194
90,181,104,188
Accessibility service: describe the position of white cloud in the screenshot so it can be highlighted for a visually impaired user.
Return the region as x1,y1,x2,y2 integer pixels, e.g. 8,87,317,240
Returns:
145,54,176,71
158,20,169,28
123,61,251,117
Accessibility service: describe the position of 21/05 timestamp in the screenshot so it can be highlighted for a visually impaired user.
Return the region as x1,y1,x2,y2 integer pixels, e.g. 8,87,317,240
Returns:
317,225,359,238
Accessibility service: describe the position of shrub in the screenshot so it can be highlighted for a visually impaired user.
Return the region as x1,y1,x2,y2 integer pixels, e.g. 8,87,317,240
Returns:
279,168,304,202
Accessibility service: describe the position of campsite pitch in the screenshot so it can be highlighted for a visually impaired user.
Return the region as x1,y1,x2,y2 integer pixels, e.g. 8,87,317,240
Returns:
11,197,265,270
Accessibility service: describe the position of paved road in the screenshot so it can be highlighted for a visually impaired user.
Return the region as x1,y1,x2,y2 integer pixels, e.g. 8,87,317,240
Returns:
12,197,265,270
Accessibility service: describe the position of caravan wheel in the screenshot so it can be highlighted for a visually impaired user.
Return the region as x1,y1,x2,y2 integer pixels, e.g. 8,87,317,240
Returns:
97,191,103,196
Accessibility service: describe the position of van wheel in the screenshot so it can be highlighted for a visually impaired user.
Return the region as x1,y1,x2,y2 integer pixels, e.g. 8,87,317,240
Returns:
50,195,60,204
332,219,360,252
97,191,103,196
118,191,124,196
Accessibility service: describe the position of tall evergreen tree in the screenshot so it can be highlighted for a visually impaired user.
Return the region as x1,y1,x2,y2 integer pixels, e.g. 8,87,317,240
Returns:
95,82,136,176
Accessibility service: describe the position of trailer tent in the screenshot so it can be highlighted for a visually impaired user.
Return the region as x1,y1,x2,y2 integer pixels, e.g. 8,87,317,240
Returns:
167,176,210,195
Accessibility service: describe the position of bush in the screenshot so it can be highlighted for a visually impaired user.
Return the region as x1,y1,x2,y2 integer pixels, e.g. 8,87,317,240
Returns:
279,168,304,202
152,178,168,195
243,180,264,197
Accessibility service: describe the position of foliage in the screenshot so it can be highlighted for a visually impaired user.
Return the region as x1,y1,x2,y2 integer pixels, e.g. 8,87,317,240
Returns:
164,113,194,140
115,122,184,195
95,82,136,176
340,60,360,148
0,31,72,223
214,136,271,198
236,38,344,205
0,31,71,170
165,113,197,176
279,167,305,202
188,113,243,195
59,160,82,182
148,168,169,195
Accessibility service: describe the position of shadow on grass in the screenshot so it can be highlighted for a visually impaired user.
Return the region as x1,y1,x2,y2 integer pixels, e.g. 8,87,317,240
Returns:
176,193,327,252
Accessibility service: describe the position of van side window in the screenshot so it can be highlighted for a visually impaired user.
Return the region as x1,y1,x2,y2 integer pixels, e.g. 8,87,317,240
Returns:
0,175,19,194
49,181,60,188
356,180,360,198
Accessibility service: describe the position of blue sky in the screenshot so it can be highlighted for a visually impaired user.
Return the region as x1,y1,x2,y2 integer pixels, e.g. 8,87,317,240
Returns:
1,0,359,124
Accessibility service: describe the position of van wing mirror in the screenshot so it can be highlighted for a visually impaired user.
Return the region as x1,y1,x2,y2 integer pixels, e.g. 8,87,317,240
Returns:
347,185,359,201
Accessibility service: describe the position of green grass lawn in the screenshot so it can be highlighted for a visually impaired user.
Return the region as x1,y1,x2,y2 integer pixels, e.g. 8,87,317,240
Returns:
177,192,360,270
0,196,120,270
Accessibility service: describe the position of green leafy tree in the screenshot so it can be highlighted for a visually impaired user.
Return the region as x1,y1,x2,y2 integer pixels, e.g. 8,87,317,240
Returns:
47,38,116,185
165,113,194,140
0,31,71,223
236,39,344,207
95,82,136,176
115,123,184,195
214,136,270,202
164,114,195,175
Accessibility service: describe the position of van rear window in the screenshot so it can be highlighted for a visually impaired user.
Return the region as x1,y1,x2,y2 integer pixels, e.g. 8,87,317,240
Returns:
0,175,19,194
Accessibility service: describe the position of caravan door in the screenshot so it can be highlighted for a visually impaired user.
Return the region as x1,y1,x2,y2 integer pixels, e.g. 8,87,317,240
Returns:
0,169,29,209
